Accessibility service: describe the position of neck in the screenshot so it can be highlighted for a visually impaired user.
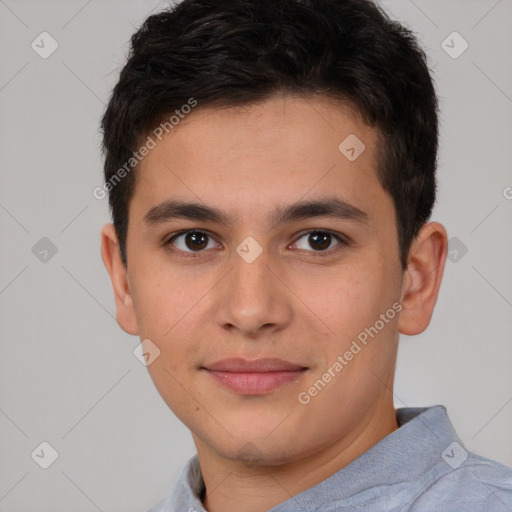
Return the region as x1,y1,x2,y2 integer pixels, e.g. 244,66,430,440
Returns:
194,397,399,512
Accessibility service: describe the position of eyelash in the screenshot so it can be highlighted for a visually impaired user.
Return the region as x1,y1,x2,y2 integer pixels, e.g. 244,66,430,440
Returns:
163,229,349,258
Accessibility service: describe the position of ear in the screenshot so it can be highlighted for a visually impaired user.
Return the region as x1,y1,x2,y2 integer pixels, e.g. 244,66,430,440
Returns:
398,222,448,335
100,223,139,335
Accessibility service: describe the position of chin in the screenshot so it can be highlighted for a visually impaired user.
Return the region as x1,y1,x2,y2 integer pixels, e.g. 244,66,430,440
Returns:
196,419,310,467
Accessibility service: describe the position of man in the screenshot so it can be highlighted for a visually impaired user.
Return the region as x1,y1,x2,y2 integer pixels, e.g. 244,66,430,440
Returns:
99,0,512,510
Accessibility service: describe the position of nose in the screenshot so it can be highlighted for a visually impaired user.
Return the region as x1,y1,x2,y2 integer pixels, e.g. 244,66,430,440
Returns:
213,247,293,339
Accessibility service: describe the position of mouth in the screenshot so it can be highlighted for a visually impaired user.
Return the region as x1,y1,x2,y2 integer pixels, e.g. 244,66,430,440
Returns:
201,358,308,395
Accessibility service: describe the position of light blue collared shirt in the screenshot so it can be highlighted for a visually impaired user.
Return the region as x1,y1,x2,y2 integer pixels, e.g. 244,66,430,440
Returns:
149,406,512,511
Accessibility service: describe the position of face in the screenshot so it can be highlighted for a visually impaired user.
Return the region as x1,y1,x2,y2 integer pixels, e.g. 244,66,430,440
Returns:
107,94,411,465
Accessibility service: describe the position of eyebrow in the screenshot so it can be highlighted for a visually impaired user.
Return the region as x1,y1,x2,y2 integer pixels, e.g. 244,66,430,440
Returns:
143,197,368,228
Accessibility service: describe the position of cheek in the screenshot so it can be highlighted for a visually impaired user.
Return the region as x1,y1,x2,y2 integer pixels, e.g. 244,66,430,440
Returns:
298,264,382,338
133,269,206,418
296,252,401,364
129,257,216,373
129,253,205,339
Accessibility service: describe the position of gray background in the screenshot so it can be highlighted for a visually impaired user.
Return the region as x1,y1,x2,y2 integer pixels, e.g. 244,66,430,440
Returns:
0,0,511,510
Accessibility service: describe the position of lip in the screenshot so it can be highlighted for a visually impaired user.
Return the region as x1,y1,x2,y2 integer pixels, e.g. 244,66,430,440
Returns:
202,358,308,394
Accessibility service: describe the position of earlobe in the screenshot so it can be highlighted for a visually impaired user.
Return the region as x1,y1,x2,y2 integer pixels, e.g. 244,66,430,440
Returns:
100,224,139,335
398,222,448,336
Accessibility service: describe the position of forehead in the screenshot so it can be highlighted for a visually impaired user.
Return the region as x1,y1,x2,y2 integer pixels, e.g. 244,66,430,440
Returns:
132,94,386,225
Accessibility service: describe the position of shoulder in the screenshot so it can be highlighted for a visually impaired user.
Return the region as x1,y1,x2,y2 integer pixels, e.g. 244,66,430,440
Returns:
147,455,205,512
409,452,512,511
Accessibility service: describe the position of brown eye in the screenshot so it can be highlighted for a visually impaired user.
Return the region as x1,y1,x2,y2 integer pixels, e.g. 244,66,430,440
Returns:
167,230,216,253
293,230,345,253
308,232,332,250
184,231,209,251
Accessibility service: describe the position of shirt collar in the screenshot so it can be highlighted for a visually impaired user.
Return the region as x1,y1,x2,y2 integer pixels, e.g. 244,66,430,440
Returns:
157,405,460,511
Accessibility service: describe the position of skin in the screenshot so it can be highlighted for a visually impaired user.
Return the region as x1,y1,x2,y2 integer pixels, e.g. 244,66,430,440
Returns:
101,93,448,512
